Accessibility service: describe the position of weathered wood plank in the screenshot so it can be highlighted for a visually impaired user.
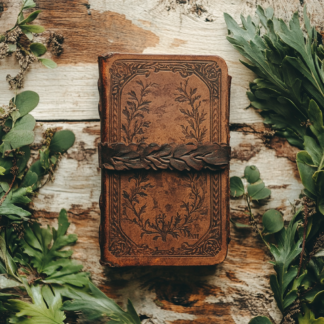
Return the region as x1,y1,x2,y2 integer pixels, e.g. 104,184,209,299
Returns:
1,0,322,122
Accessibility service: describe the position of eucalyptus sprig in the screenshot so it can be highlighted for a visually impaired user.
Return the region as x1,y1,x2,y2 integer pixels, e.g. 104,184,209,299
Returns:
226,5,324,323
0,0,58,90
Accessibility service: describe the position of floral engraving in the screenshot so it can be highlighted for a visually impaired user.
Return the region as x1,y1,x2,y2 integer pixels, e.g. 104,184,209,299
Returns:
175,78,207,142
122,173,207,242
121,80,157,143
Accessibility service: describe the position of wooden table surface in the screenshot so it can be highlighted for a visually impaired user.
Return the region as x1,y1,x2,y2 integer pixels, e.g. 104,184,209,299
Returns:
1,0,323,323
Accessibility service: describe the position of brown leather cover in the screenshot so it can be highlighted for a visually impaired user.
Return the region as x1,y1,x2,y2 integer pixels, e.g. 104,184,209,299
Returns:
98,53,231,267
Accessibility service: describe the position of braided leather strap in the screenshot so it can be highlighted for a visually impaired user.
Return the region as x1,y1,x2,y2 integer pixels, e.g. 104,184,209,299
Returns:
99,142,230,171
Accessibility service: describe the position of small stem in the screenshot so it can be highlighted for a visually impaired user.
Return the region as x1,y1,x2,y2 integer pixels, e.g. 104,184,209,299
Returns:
245,194,270,249
0,174,16,207
297,201,308,277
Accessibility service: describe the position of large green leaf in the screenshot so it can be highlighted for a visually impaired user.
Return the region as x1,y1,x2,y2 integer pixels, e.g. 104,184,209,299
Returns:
262,209,284,234
2,129,34,149
230,176,244,197
268,209,303,312
14,91,39,116
49,130,75,153
30,43,47,57
7,283,65,324
61,282,141,324
244,165,261,183
247,179,271,200
297,151,317,196
20,209,88,288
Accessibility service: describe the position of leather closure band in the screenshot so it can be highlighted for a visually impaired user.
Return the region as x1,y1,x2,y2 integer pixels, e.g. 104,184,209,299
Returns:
99,142,231,171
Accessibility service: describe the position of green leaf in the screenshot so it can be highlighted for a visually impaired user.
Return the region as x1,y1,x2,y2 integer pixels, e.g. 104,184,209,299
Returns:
21,170,38,188
23,0,36,9
14,91,39,116
230,218,251,229
298,304,324,324
297,151,317,196
2,130,34,149
7,284,65,324
244,165,260,183
247,179,271,200
14,114,36,131
0,166,5,175
262,209,284,234
49,130,75,153
61,282,141,324
249,317,272,324
230,176,244,197
7,43,16,52
30,43,47,57
19,24,45,34
18,10,41,25
20,209,87,288
308,100,324,149
304,135,323,166
38,58,57,69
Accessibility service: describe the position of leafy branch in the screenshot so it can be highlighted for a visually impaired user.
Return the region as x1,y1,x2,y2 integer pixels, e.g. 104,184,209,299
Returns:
121,80,157,143
123,173,206,242
175,78,207,142
226,5,324,322
0,0,60,90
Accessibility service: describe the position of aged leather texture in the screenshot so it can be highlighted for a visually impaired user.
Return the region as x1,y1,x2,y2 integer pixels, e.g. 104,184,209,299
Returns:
98,53,231,267
99,142,231,171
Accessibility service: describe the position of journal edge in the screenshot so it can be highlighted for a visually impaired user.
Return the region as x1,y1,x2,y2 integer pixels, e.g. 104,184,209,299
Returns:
98,53,231,267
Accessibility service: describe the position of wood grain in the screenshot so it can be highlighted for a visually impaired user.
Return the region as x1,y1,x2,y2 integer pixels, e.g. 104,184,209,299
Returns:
0,0,320,322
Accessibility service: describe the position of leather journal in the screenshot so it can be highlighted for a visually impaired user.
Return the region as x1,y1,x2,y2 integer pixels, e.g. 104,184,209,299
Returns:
98,53,231,267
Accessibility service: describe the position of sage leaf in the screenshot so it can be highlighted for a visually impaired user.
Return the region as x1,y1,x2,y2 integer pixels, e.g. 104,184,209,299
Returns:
14,91,39,116
38,58,57,69
19,24,45,34
304,135,322,166
262,209,284,234
21,170,38,188
49,130,75,153
3,130,35,149
230,176,244,197
30,42,47,57
297,151,317,196
244,165,260,183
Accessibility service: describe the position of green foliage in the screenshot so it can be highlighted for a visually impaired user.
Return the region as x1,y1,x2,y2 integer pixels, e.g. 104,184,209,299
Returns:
7,282,66,324
21,209,89,288
49,130,76,153
61,283,141,324
226,5,324,322
230,165,271,229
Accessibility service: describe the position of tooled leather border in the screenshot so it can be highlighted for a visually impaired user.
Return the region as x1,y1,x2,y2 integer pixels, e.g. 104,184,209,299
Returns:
107,59,224,257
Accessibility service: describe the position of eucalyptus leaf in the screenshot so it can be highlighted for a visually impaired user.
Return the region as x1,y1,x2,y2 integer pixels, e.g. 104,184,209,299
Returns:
14,114,36,131
262,209,284,234
49,130,75,153
14,91,39,116
23,0,36,9
247,179,271,200
230,176,244,197
244,165,261,183
3,130,34,149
